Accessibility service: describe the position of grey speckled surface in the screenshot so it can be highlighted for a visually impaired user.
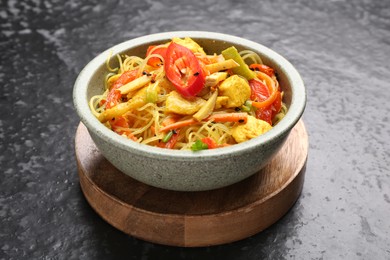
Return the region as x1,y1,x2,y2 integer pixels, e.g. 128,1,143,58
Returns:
0,0,389,259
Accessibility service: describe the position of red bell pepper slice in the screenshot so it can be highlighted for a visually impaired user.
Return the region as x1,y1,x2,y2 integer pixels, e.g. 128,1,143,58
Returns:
164,42,205,98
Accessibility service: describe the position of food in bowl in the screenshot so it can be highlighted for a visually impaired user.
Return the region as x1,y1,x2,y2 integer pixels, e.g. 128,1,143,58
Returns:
89,37,287,150
73,31,306,191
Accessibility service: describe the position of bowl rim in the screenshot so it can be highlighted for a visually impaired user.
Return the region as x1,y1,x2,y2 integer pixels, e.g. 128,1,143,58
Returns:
73,31,306,160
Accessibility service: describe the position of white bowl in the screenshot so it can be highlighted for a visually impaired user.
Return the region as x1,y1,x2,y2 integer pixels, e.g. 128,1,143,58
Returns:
73,31,306,191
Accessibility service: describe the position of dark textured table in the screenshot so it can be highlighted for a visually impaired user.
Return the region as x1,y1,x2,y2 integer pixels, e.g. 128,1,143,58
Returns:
1,0,389,259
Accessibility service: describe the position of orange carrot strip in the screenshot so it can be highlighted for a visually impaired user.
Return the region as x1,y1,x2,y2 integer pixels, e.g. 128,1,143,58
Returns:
206,112,248,124
256,71,275,91
249,64,274,77
250,71,278,109
159,113,248,133
159,118,198,132
251,89,278,109
161,116,179,127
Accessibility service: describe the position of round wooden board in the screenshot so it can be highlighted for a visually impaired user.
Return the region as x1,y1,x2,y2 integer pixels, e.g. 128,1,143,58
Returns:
75,120,308,247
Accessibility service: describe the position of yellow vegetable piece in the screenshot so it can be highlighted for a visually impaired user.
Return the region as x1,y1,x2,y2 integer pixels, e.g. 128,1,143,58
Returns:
205,59,239,74
232,115,272,143
204,72,228,88
118,75,152,95
193,89,218,121
172,37,206,54
214,96,229,109
218,75,251,108
165,91,206,115
98,88,147,122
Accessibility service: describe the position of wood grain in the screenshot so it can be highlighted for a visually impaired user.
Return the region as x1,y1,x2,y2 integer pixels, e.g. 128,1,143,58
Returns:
75,120,308,247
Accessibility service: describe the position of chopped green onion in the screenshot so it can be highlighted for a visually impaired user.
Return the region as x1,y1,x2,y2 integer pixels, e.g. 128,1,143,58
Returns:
162,131,174,143
191,139,209,151
221,46,256,80
244,100,252,107
146,89,158,103
241,105,251,112
240,100,252,112
146,81,158,103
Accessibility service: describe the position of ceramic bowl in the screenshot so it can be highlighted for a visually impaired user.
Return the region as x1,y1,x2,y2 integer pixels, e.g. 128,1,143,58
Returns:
73,31,306,191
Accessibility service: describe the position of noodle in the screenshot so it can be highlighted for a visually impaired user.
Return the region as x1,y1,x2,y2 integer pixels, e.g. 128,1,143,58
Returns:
89,38,287,150
105,51,119,72
239,50,263,65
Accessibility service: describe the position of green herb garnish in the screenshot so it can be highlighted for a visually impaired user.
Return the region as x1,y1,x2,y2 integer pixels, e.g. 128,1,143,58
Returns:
191,140,209,151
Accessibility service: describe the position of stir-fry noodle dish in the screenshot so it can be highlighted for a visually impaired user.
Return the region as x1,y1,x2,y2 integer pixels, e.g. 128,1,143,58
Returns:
89,37,287,151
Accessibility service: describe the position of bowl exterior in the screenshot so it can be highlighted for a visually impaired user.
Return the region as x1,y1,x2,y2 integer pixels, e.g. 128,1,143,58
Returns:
88,128,290,191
